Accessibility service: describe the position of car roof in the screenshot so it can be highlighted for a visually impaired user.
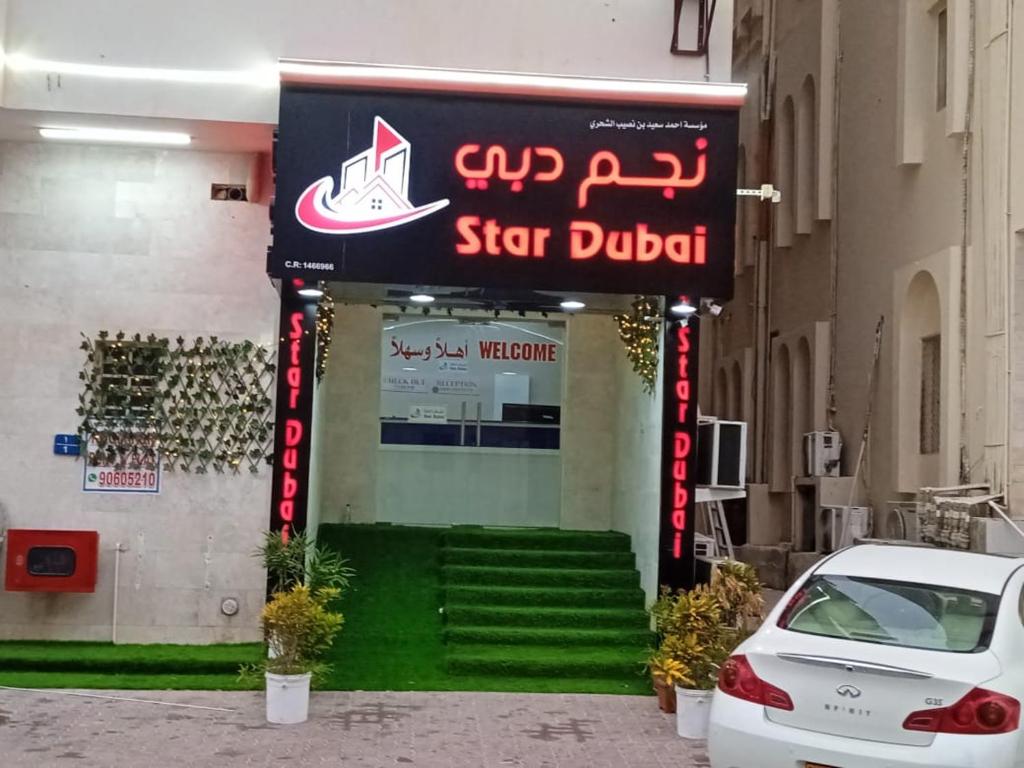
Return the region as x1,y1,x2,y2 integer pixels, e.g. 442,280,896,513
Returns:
815,544,1024,595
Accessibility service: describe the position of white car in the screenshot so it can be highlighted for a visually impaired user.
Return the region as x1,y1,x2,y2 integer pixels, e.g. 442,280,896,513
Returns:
708,543,1024,768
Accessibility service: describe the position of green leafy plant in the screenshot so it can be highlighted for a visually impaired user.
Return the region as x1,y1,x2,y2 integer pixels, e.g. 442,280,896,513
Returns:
256,530,355,595
240,584,344,682
646,563,765,692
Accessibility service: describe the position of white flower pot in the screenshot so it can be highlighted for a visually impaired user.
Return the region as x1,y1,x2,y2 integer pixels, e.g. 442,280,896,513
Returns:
675,686,713,740
265,672,311,724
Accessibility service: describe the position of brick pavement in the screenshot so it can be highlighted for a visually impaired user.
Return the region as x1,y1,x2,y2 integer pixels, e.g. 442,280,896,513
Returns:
0,688,707,768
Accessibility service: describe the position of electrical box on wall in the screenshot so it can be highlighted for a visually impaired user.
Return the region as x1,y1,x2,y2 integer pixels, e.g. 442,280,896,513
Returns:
804,431,842,477
4,529,99,593
696,418,748,488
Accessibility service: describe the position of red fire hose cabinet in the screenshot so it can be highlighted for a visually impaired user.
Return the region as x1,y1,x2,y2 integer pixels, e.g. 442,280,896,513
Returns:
4,529,100,593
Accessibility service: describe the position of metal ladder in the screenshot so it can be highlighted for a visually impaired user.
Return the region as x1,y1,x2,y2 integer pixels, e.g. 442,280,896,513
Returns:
698,499,735,561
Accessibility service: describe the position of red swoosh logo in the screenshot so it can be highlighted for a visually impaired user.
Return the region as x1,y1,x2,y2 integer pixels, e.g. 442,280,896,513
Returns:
295,177,449,234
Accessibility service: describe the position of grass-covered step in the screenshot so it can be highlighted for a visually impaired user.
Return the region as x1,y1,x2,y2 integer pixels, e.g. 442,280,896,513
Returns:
0,641,262,675
443,527,631,553
443,564,639,588
445,644,647,679
441,547,635,569
444,585,645,608
445,604,648,629
444,625,653,647
0,670,256,690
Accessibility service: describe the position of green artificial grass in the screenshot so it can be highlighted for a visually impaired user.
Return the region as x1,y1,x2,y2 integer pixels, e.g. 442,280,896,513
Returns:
0,642,262,690
0,523,653,696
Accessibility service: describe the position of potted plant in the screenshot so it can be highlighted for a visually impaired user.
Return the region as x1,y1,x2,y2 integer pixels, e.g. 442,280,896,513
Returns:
647,561,764,739
242,532,354,724
647,650,687,713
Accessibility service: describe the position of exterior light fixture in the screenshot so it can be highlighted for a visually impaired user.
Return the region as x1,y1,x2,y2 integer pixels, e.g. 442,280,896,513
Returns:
297,287,324,298
39,127,191,146
560,300,586,311
409,294,435,304
670,300,697,316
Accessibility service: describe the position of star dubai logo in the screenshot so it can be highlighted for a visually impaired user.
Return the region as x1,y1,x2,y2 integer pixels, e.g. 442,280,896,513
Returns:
295,117,449,234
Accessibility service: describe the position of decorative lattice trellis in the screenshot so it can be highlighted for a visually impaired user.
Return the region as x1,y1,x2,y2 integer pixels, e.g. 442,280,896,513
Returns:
77,332,276,474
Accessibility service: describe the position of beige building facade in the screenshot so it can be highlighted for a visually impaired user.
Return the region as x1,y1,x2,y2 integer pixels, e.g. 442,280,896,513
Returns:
711,0,1024,556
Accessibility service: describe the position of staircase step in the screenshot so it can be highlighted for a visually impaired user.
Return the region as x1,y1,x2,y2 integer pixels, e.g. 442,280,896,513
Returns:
445,604,648,629
445,644,646,678
441,547,635,569
0,642,261,675
443,527,631,553
443,565,639,588
444,625,654,647
444,585,645,608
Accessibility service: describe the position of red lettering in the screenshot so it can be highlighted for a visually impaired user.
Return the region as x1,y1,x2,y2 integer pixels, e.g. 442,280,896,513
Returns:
677,325,691,350
676,380,691,401
279,500,294,522
677,402,689,423
290,338,301,367
694,226,707,265
280,524,291,543
282,471,298,499
479,340,494,358
674,432,692,459
456,216,482,255
637,223,663,262
289,312,303,340
673,482,688,506
285,419,303,447
666,234,691,263
504,227,531,257
510,342,521,360
606,230,633,261
672,508,687,531
570,221,603,259
532,228,551,257
287,366,301,390
673,532,682,558
548,343,557,362
483,219,502,255
283,447,298,470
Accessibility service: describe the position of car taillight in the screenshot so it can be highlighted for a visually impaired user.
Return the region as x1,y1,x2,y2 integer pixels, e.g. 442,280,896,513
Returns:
776,587,806,629
717,655,794,711
903,688,1020,735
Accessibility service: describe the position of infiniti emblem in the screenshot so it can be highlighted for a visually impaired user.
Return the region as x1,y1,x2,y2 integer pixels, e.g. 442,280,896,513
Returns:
836,684,862,699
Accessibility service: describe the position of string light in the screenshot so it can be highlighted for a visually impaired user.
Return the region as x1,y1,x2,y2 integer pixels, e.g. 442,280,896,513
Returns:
613,296,661,394
315,285,335,383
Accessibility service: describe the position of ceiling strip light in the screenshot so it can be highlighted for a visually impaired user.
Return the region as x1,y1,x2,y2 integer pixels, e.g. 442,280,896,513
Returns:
39,127,191,145
278,60,747,108
5,53,278,87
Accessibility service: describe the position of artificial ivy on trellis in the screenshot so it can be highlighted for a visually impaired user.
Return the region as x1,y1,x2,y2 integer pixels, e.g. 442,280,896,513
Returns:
613,296,662,395
315,287,335,383
77,332,276,474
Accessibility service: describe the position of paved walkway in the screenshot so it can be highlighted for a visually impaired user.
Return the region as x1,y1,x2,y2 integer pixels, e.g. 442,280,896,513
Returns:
0,688,706,767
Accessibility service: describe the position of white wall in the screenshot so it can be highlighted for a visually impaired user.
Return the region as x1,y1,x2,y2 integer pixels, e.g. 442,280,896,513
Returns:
0,0,735,125
0,141,277,642
611,327,664,603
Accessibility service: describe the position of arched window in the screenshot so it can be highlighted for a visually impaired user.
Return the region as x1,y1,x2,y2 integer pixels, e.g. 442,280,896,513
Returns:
775,97,796,247
771,344,793,488
792,337,813,475
898,271,943,489
796,76,816,235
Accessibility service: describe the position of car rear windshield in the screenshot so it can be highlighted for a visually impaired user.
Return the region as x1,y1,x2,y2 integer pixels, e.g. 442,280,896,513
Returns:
778,575,999,653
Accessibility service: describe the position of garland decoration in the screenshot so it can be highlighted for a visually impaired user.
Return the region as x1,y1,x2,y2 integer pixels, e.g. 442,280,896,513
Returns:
613,296,662,395
315,286,335,383
77,332,276,474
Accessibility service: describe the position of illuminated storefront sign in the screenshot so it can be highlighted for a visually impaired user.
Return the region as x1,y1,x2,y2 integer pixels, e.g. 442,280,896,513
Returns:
659,309,700,590
269,280,318,542
271,86,738,298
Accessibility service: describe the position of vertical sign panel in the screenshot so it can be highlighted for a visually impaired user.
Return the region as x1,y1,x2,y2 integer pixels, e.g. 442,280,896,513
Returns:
659,313,700,591
269,281,318,542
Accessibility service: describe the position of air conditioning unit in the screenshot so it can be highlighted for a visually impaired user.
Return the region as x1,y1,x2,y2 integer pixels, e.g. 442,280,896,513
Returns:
696,418,747,488
804,431,842,477
821,506,869,551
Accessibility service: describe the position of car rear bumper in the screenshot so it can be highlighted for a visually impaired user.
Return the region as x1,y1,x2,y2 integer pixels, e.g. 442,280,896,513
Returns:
708,693,1020,768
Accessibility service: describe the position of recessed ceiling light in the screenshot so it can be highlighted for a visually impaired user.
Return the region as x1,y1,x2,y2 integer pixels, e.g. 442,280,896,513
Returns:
297,287,324,298
501,372,517,375
560,300,586,311
670,300,697,316
409,294,435,304
39,127,191,146
402,367,418,372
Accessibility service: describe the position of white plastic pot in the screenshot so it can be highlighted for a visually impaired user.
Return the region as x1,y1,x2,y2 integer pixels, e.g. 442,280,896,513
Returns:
265,672,311,724
675,686,713,739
